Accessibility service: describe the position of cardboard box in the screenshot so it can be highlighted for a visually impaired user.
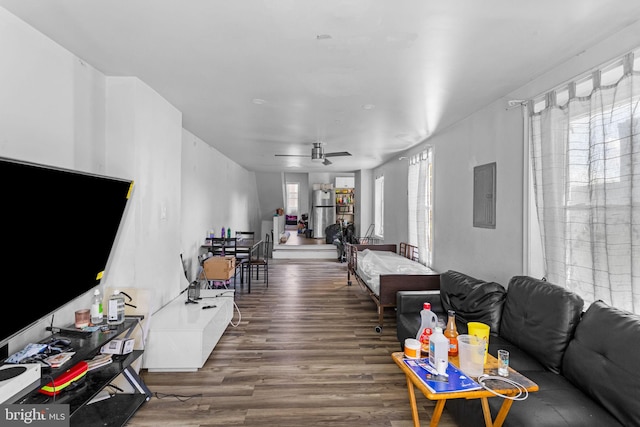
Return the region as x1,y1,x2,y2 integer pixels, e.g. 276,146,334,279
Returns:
201,255,236,280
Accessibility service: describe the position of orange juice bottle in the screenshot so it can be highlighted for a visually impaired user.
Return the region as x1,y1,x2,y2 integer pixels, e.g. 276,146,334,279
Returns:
444,310,459,357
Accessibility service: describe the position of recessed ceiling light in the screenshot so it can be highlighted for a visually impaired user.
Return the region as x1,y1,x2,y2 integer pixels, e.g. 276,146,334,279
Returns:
362,104,375,110
252,98,267,105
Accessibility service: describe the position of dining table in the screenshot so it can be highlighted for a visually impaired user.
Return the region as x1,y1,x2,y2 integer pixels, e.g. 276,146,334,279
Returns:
201,237,262,293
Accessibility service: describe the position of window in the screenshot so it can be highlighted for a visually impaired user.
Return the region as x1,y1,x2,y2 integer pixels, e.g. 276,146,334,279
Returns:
408,148,433,266
285,182,299,217
374,175,384,237
529,51,640,313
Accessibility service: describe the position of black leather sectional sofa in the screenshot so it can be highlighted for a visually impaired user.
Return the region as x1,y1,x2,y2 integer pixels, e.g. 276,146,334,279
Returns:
396,270,640,427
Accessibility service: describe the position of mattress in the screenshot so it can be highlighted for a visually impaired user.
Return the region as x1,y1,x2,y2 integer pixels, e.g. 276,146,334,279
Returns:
355,249,437,296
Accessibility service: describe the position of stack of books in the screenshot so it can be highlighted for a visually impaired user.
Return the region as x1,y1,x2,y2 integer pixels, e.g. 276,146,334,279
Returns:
84,353,113,371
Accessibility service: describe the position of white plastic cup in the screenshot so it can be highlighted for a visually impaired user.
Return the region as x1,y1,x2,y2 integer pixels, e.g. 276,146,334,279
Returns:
404,338,421,359
457,334,485,377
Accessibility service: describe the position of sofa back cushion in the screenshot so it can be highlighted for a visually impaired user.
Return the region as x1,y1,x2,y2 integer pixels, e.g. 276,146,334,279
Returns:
562,301,640,426
499,276,583,373
439,270,506,334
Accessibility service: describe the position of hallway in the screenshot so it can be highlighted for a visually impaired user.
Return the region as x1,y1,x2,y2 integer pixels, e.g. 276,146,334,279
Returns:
132,259,456,427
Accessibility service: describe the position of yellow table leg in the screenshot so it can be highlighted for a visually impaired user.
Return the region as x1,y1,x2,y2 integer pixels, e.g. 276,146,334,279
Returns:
405,375,421,427
492,397,514,427
430,399,446,427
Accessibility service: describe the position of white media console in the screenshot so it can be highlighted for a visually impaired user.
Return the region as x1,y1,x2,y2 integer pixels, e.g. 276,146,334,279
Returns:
143,289,234,372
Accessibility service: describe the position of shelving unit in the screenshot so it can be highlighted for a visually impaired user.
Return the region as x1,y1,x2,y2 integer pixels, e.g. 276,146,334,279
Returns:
11,318,150,427
335,188,355,225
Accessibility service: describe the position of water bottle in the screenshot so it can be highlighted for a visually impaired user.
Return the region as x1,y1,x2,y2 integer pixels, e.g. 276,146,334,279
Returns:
429,326,449,374
227,227,231,239
416,302,438,356
107,289,125,326
221,227,226,240
90,288,103,325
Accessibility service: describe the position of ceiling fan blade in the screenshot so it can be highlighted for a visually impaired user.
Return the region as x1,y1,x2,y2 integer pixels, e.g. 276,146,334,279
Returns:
324,151,352,158
323,158,332,166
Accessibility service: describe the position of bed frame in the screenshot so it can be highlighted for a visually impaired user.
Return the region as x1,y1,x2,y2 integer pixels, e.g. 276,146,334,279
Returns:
346,242,440,333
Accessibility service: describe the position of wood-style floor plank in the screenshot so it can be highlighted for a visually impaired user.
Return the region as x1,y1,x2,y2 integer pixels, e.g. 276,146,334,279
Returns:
127,259,457,427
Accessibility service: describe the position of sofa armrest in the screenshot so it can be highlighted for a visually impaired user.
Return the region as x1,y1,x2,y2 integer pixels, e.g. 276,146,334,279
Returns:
396,290,443,348
396,290,443,315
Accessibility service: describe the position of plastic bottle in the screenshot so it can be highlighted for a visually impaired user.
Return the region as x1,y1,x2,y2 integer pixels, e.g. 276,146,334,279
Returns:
444,309,459,357
221,227,226,240
429,326,449,374
416,302,438,356
227,227,231,239
107,289,125,326
90,289,103,325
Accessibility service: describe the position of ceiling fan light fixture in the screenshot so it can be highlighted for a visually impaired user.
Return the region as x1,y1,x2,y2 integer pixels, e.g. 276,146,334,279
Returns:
311,144,324,160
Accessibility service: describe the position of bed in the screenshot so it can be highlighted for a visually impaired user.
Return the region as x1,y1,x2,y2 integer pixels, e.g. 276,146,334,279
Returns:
346,242,440,333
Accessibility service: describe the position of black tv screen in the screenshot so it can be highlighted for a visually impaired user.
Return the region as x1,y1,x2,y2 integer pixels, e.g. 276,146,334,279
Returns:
0,157,133,347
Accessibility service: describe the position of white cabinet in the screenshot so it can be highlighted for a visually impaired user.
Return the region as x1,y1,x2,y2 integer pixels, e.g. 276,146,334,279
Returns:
143,290,234,372
335,176,355,189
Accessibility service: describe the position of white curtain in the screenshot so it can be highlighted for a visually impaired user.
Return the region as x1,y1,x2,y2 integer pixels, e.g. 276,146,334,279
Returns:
529,52,640,313
408,149,432,266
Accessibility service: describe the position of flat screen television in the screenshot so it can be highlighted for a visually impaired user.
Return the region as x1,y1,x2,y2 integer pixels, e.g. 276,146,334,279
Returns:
0,156,133,353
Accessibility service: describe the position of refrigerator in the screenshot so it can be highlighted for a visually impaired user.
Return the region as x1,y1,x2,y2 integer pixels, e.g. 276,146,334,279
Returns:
312,189,336,239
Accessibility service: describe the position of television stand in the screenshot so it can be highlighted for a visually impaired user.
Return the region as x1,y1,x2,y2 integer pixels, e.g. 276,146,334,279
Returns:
11,318,150,426
45,325,93,337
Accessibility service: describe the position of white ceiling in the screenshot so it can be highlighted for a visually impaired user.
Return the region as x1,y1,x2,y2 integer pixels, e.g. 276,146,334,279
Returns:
3,1,640,173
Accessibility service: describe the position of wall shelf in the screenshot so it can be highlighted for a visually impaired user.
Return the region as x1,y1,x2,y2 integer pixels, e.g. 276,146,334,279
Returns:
335,188,355,224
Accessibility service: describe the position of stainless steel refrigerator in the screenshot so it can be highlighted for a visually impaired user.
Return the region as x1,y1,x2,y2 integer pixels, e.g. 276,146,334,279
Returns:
312,189,335,239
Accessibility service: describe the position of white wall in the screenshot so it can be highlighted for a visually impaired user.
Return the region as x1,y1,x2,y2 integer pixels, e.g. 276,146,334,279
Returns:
180,129,261,282
355,169,373,238
0,7,260,354
429,102,523,286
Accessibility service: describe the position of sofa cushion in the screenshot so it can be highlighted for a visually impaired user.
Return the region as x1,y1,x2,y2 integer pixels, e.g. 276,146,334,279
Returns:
447,370,623,427
562,300,640,427
395,290,443,348
499,276,583,374
439,270,506,334
488,335,546,372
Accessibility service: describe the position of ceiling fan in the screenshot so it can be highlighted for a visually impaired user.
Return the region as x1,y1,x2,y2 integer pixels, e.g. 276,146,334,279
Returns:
275,142,352,165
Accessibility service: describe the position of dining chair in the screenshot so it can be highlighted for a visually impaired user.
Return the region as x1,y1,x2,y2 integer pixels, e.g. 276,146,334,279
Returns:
203,237,223,256
247,233,269,287
234,231,255,284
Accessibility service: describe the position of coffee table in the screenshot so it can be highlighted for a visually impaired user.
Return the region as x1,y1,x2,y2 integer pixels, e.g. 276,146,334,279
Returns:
391,351,539,427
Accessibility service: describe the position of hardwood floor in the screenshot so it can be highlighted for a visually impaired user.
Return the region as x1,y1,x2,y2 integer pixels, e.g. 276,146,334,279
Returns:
128,259,457,427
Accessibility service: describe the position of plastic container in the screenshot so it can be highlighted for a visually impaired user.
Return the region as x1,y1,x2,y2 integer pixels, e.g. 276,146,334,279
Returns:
428,326,449,375
416,302,438,355
107,289,125,326
404,338,421,359
457,334,485,377
444,309,459,356
227,227,231,239
90,289,103,325
467,321,490,363
221,227,226,240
